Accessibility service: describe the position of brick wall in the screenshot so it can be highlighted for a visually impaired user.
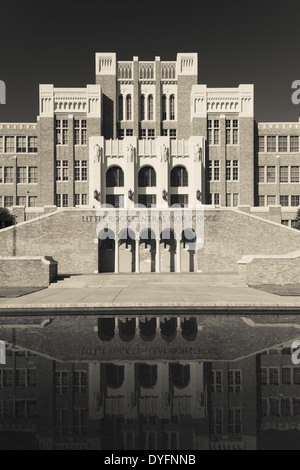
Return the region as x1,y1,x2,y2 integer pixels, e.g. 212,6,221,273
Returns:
238,251,300,285
0,256,57,287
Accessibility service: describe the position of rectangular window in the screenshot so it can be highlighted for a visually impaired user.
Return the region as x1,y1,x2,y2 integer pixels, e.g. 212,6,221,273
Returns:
258,166,265,183
0,136,3,153
55,409,68,437
170,194,189,207
291,166,300,183
75,160,87,181
56,194,68,208
62,194,68,207
56,120,68,145
267,195,276,206
56,161,68,181
17,167,27,184
226,193,231,207
293,399,300,416
137,194,157,208
267,136,276,152
17,196,26,206
214,193,220,205
229,370,242,393
29,166,38,184
4,167,13,184
74,120,87,145
213,120,219,145
17,136,27,153
269,368,279,385
293,367,300,385
5,136,15,153
207,120,212,145
267,166,276,183
148,129,155,139
258,136,265,152
278,136,288,152
211,370,223,393
282,367,291,385
281,220,289,226
226,160,239,181
55,371,68,394
74,371,88,394
28,136,38,153
28,196,37,208
4,196,13,207
229,408,242,436
126,129,133,137
291,195,300,207
226,120,238,145
261,368,268,385
232,193,239,207
170,129,177,139
258,195,265,207
106,194,125,209
56,194,61,207
1,369,13,387
75,194,80,206
280,166,289,183
270,399,280,416
210,408,223,436
118,129,125,140
280,195,289,207
290,136,299,152
208,161,220,181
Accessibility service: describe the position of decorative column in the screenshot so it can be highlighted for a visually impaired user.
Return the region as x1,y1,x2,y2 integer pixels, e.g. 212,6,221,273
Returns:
135,238,140,273
156,238,160,273
176,238,181,273
114,236,119,273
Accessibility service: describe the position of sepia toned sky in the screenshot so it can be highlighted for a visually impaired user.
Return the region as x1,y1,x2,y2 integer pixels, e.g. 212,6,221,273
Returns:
0,0,300,123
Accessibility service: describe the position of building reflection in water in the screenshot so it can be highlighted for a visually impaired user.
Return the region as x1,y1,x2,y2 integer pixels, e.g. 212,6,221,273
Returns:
0,316,300,450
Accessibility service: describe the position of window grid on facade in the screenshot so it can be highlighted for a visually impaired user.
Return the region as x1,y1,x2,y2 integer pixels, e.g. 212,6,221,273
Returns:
208,160,220,181
126,95,132,120
55,371,68,394
291,166,300,183
280,166,289,183
74,371,88,394
171,166,188,187
106,194,125,208
267,136,276,152
138,194,157,208
280,195,289,207
226,119,239,145
266,166,276,183
267,195,276,206
4,167,13,184
56,161,69,181
212,370,223,393
5,137,15,153
291,195,300,207
290,136,299,152
228,408,242,436
170,194,189,207
17,136,27,153
169,95,175,120
28,136,38,153
75,160,87,181
138,166,156,187
4,196,13,207
56,194,68,208
259,136,265,152
229,370,242,393
106,166,124,187
74,119,87,145
226,160,239,181
75,194,88,206
56,120,68,145
210,408,223,436
278,136,288,152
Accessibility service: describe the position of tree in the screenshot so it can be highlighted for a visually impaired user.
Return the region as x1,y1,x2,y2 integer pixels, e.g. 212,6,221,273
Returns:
0,208,16,229
294,208,300,230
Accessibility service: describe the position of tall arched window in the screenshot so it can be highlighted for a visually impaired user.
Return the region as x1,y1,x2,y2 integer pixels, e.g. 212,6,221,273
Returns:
141,95,145,121
126,94,132,120
106,166,124,187
148,95,153,120
118,95,123,121
138,166,156,187
171,166,188,187
162,95,167,121
170,95,175,120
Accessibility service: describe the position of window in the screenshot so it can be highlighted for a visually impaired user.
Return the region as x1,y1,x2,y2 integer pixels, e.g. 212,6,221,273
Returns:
28,197,37,208
229,408,242,436
148,129,155,139
170,129,177,139
29,166,37,184
138,195,157,208
75,160,87,181
267,166,276,183
74,371,87,394
290,136,299,152
118,129,125,139
28,136,38,153
140,129,155,140
16,369,36,387
270,399,280,416
267,136,276,152
56,194,68,208
226,119,238,145
226,160,239,181
280,166,289,183
126,95,132,120
280,195,289,207
232,193,239,207
214,193,220,205
278,136,288,152
148,95,154,120
282,367,291,385
226,193,231,207
138,166,156,187
17,136,27,153
261,399,268,417
261,367,268,385
0,369,13,387
269,368,279,385
210,408,223,436
293,399,300,416
170,95,175,120
55,371,68,394
119,95,124,121
281,220,289,226
162,95,167,121
293,367,300,385
267,195,276,206
258,195,265,207
213,120,219,145
56,120,68,145
291,195,300,207
229,370,242,393
212,370,223,393
56,161,68,181
171,166,188,187
5,137,15,153
291,166,300,183
74,119,87,145
0,136,3,153
106,166,124,187
140,95,145,120
258,166,265,183
17,196,26,206
208,161,220,181
75,194,88,206
17,167,27,184
4,196,13,208
55,409,68,437
259,136,265,152
106,194,125,208
74,408,87,437
170,195,189,207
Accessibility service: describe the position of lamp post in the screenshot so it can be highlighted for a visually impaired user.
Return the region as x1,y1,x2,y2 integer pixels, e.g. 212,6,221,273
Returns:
162,189,168,201
128,189,134,201
94,190,101,202
196,190,201,202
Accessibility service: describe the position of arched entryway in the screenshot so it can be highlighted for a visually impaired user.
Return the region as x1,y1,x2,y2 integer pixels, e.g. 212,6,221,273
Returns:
181,228,197,273
119,229,136,273
98,229,115,273
160,229,176,273
139,228,156,273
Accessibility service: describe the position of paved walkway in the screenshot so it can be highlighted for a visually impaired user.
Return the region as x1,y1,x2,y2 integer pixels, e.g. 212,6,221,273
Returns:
1,273,300,311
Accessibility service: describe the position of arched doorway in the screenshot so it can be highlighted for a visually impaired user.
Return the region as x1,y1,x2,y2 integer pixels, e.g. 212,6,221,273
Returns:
98,229,115,273
170,363,190,388
138,364,158,389
181,228,197,273
160,229,176,272
139,228,156,273
119,229,136,273
105,364,125,389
